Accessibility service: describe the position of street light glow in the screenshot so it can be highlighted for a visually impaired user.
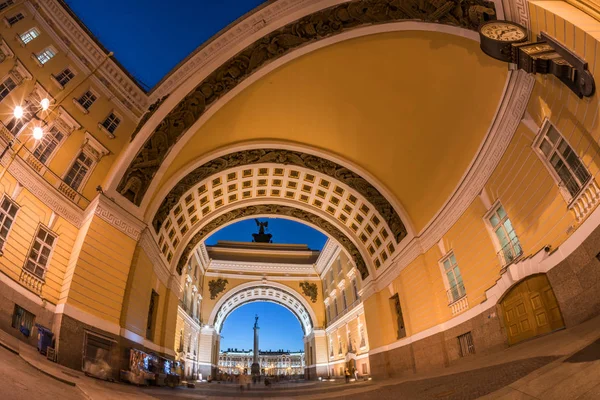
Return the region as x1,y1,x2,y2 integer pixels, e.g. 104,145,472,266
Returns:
13,106,23,119
33,126,44,140
40,98,50,110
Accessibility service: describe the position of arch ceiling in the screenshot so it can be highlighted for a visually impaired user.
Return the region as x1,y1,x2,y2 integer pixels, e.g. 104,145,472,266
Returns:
210,282,317,335
115,0,504,231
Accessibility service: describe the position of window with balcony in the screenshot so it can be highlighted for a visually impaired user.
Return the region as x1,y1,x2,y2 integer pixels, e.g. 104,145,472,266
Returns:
6,12,24,26
0,196,18,251
440,252,466,304
64,151,94,191
534,121,591,200
24,225,56,279
36,47,56,64
487,204,522,266
77,90,97,111
101,112,120,134
32,125,64,164
0,75,16,102
19,27,39,44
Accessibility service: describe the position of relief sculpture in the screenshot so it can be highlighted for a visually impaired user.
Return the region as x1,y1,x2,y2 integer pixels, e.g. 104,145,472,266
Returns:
117,0,497,207
176,204,370,279
151,149,407,243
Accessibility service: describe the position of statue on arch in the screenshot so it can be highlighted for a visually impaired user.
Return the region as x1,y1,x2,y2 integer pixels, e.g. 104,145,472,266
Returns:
252,219,272,243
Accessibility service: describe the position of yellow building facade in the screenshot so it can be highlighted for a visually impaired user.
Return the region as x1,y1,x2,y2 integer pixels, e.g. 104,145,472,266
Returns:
0,0,599,382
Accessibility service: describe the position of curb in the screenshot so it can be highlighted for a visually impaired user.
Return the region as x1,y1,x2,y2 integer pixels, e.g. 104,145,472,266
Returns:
20,355,77,386
0,339,19,355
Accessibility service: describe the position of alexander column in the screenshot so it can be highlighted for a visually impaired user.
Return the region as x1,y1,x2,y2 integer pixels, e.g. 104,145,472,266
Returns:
251,315,260,376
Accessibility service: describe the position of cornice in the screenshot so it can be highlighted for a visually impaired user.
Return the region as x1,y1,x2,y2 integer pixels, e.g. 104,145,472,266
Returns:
85,194,145,241
203,271,321,282
316,240,340,277
177,305,201,331
209,260,317,274
35,0,148,113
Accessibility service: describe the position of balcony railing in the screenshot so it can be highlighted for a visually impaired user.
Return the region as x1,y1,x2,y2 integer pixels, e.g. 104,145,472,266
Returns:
19,268,44,294
497,238,523,267
0,123,91,209
179,300,200,323
446,282,467,305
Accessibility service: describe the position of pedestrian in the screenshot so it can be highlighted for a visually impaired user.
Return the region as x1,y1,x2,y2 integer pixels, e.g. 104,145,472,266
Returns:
354,367,359,381
345,368,350,383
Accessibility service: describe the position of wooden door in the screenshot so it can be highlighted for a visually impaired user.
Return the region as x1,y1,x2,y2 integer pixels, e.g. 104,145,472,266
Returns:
501,274,565,345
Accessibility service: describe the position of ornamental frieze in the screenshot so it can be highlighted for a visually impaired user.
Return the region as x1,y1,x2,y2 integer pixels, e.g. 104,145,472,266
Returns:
176,204,370,280
117,0,497,206
152,149,407,243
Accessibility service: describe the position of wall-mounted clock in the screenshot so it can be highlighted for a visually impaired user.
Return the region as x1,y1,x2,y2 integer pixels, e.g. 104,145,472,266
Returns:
479,21,528,62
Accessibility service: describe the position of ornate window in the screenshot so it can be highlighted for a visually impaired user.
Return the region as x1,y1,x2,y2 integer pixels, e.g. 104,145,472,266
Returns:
53,67,75,88
19,27,39,44
24,225,56,279
77,90,97,111
64,151,94,191
0,75,16,102
534,120,591,200
32,125,65,164
101,112,120,134
486,203,522,266
36,47,56,65
0,196,18,252
439,252,466,304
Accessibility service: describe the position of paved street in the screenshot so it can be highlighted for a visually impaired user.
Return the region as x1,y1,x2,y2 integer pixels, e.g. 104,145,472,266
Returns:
0,346,85,400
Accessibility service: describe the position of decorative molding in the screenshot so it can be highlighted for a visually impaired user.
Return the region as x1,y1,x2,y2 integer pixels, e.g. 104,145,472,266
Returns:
116,0,498,207
82,131,109,162
569,179,600,223
36,0,148,113
209,281,317,335
315,239,340,276
204,271,321,282
175,204,370,279
209,260,317,275
85,194,145,241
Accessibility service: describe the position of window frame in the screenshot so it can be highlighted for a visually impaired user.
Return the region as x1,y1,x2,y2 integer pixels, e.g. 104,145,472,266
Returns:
438,250,467,305
5,10,24,26
63,150,96,191
76,88,98,111
32,123,67,165
533,119,592,203
99,111,121,137
19,26,40,45
35,46,56,65
0,74,17,103
0,195,19,253
51,66,76,89
483,201,523,267
24,224,57,280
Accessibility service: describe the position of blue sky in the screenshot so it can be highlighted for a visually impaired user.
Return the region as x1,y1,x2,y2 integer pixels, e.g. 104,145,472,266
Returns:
65,0,269,89
220,302,304,352
205,218,328,251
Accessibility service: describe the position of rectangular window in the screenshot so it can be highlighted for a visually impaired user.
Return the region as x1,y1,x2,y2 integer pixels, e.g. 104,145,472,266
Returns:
326,304,330,322
352,279,359,301
0,76,16,102
6,12,24,25
342,289,347,310
20,27,39,44
146,290,159,340
535,122,591,198
441,252,466,303
5,102,33,136
33,126,64,164
362,363,368,374
77,90,97,110
24,226,56,279
64,151,93,190
0,196,18,250
488,204,522,266
334,298,338,316
336,258,343,275
101,112,120,134
0,1,15,12
11,304,35,337
457,332,475,357
36,47,56,64
54,68,75,87
389,293,406,339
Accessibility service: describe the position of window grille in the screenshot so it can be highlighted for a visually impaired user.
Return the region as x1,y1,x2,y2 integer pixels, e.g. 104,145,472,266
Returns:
458,332,475,357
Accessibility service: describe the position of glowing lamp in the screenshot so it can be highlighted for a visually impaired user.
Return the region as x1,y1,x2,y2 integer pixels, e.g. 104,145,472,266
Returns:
40,98,50,111
32,126,43,140
13,106,23,119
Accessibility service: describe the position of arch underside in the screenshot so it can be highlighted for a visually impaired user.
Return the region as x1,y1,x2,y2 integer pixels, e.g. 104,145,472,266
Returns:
116,0,497,206
212,285,315,335
177,204,369,279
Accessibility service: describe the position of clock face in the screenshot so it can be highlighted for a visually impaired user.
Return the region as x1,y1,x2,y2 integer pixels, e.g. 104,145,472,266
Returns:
481,22,527,42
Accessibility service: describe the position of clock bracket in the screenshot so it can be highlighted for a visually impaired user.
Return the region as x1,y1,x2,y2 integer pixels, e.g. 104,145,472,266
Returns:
511,31,594,98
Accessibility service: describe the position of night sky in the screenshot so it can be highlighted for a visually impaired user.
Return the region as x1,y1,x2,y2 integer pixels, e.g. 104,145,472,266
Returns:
64,0,269,89
65,1,320,352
